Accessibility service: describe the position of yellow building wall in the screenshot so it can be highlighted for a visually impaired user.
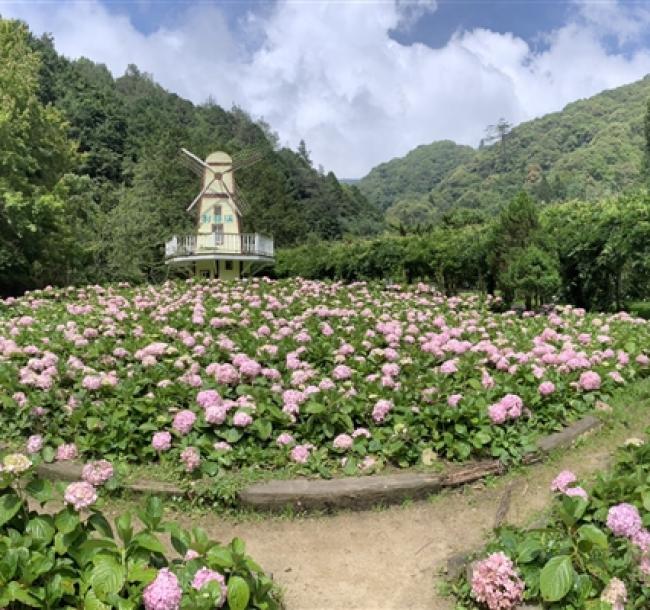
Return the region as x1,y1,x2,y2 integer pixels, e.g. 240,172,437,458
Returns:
193,259,241,280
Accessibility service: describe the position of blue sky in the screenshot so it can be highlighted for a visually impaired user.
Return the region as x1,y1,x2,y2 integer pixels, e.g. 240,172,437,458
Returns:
3,0,650,176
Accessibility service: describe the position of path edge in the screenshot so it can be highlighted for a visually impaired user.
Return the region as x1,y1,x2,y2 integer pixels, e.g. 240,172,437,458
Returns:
34,415,601,509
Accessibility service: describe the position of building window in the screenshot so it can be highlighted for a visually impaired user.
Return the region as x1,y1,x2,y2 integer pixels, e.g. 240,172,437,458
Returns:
225,260,233,271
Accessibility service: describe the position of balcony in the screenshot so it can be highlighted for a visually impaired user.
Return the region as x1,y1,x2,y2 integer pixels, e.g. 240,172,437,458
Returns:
165,232,274,262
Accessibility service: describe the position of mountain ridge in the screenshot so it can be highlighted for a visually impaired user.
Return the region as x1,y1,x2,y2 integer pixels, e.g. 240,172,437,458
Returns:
358,75,650,223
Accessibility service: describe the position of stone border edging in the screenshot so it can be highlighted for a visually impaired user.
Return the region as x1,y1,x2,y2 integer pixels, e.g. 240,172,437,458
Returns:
238,415,602,511
34,415,601,510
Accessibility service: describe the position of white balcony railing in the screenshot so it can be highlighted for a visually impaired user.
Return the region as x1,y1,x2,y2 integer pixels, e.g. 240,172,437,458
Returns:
165,233,274,260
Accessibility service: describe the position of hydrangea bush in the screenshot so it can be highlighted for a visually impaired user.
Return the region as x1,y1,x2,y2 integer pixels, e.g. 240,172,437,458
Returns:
0,452,280,609
1,279,650,484
452,439,650,608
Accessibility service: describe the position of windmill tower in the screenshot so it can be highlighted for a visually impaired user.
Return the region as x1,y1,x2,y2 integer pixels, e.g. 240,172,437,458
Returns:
165,149,274,279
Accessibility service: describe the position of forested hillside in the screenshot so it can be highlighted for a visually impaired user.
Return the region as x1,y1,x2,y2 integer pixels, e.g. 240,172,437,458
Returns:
0,18,382,293
359,76,650,222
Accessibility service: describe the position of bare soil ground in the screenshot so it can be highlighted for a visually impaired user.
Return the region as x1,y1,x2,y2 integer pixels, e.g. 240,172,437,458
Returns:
161,419,635,610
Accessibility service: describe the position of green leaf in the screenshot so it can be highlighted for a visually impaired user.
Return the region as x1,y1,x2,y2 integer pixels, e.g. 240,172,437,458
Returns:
41,446,55,463
90,558,125,599
256,420,272,440
227,576,250,610
55,507,79,534
232,537,246,556
84,590,110,610
305,402,325,414
206,546,234,569
145,496,163,523
88,513,114,538
642,489,650,512
130,532,166,554
25,478,53,505
5,581,40,607
26,515,56,545
577,524,608,550
0,493,22,527
116,512,133,545
540,555,574,602
516,537,543,563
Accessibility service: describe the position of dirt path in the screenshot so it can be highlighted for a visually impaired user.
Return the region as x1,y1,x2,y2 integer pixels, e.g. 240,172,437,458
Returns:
162,417,640,610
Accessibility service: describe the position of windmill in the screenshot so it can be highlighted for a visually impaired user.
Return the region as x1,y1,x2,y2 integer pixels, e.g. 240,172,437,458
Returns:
179,147,266,217
164,148,274,280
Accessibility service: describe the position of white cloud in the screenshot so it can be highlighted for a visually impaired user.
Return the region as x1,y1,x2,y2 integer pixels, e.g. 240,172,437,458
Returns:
3,0,650,176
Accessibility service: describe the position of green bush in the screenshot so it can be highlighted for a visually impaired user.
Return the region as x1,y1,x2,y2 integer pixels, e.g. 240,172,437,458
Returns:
0,452,281,609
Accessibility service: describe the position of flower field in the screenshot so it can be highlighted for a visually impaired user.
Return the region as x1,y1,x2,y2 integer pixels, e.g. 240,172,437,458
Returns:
1,279,649,484
452,438,650,609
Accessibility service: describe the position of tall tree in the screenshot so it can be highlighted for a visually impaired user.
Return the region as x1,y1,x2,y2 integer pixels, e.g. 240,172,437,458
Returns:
0,19,77,293
484,118,512,167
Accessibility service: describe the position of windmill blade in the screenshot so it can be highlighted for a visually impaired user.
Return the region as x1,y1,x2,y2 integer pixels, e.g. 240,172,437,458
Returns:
224,150,266,175
219,179,249,217
179,148,214,177
233,190,251,215
187,176,217,212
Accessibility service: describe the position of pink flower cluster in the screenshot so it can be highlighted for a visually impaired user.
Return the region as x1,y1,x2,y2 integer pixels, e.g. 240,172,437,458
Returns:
152,431,172,451
471,552,525,610
64,481,98,511
180,446,200,472
172,410,196,435
606,503,642,538
143,568,183,610
191,567,227,604
550,470,587,499
488,394,523,425
82,460,114,486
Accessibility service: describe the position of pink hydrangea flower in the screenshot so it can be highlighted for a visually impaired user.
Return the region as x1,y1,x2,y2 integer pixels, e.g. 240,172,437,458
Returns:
550,470,577,493
538,381,555,396
607,503,642,538
180,447,200,472
600,578,627,610
64,481,97,511
196,390,222,409
372,399,393,423
172,410,196,435
471,552,524,610
56,443,78,461
440,359,458,374
290,444,313,464
143,568,182,610
332,365,352,380
447,394,462,407
488,394,523,424
564,486,588,500
578,371,601,391
276,433,295,446
333,434,353,449
26,435,43,454
191,567,227,604
82,460,114,486
152,431,172,451
233,411,253,427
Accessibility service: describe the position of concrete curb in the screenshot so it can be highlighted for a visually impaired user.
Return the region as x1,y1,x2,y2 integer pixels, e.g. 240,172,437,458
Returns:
34,415,602,509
